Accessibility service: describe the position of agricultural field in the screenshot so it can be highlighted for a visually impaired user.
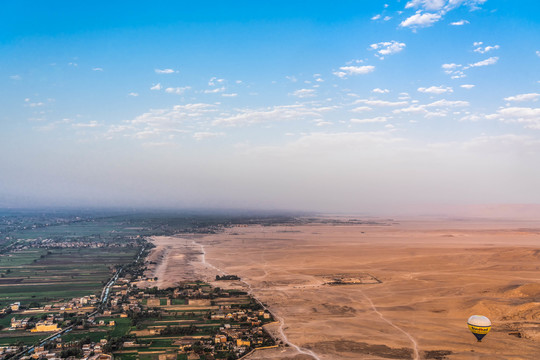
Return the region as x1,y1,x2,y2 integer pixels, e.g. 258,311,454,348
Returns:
0,247,138,307
0,209,297,246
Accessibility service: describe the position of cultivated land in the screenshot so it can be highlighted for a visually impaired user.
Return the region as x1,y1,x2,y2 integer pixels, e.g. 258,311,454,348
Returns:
148,218,540,359
0,247,138,308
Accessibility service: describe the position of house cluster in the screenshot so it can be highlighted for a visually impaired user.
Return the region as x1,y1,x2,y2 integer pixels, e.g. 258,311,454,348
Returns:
211,308,271,323
48,295,99,313
18,339,113,360
209,310,275,355
7,294,99,333
10,238,140,250
0,302,21,316
10,314,63,332
118,283,277,358
106,278,143,314
0,345,20,358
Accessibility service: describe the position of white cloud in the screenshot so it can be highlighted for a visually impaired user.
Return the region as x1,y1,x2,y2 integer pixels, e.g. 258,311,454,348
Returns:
425,99,469,107
203,87,225,94
393,99,468,118
473,44,500,54
504,93,540,102
393,101,467,118
499,107,540,119
443,57,497,78
383,16,392,21
285,75,297,83
24,99,44,107
292,89,316,98
450,19,469,25
488,106,540,129
128,92,139,97
213,104,326,127
193,132,225,140
350,117,388,124
466,56,499,68
355,99,408,107
400,12,441,28
372,88,390,94
536,51,540,57
442,63,461,70
393,105,429,115
72,121,100,128
92,67,103,71
333,65,375,78
417,85,453,94
155,69,177,74
351,106,373,113
405,0,446,11
222,93,238,97
405,0,487,12
150,83,162,91
401,1,486,29
398,92,411,100
370,41,406,59
315,121,333,127
371,14,381,20
459,114,481,121
460,84,475,89
165,86,191,94
209,77,225,86
105,103,217,140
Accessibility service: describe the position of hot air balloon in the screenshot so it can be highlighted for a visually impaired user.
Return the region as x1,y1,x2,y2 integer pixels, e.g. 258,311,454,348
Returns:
467,315,491,342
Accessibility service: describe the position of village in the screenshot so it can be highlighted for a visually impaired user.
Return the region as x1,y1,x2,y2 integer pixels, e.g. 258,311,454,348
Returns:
0,246,277,360
0,238,141,254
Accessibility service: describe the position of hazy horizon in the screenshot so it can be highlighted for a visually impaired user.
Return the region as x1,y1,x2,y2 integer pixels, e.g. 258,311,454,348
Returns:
2,1,539,213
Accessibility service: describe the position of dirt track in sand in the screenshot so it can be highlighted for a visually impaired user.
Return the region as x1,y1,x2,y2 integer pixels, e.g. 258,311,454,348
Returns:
144,218,540,359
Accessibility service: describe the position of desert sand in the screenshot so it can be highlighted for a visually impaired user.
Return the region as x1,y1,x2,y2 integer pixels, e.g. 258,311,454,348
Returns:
145,217,540,359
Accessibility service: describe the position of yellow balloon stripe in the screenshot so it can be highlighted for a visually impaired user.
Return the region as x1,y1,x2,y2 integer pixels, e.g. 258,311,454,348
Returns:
468,324,491,335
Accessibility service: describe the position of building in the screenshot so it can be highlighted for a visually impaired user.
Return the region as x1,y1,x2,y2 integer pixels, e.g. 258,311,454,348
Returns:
31,323,59,332
214,335,227,344
236,339,250,347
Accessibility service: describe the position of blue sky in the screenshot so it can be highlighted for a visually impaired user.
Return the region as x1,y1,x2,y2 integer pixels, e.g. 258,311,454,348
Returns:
1,0,540,213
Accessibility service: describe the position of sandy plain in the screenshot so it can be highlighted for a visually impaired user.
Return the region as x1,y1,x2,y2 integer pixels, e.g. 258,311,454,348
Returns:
144,217,540,359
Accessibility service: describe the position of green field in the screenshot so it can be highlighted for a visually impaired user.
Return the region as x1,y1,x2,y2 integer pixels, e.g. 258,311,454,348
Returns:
0,247,138,307
107,318,132,338
62,330,109,343
0,332,47,346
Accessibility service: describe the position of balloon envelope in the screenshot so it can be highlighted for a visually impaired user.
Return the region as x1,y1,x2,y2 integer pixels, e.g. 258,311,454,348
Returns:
467,315,491,342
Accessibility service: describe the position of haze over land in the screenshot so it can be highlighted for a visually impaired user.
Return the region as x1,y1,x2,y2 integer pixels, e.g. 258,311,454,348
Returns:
1,1,540,213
